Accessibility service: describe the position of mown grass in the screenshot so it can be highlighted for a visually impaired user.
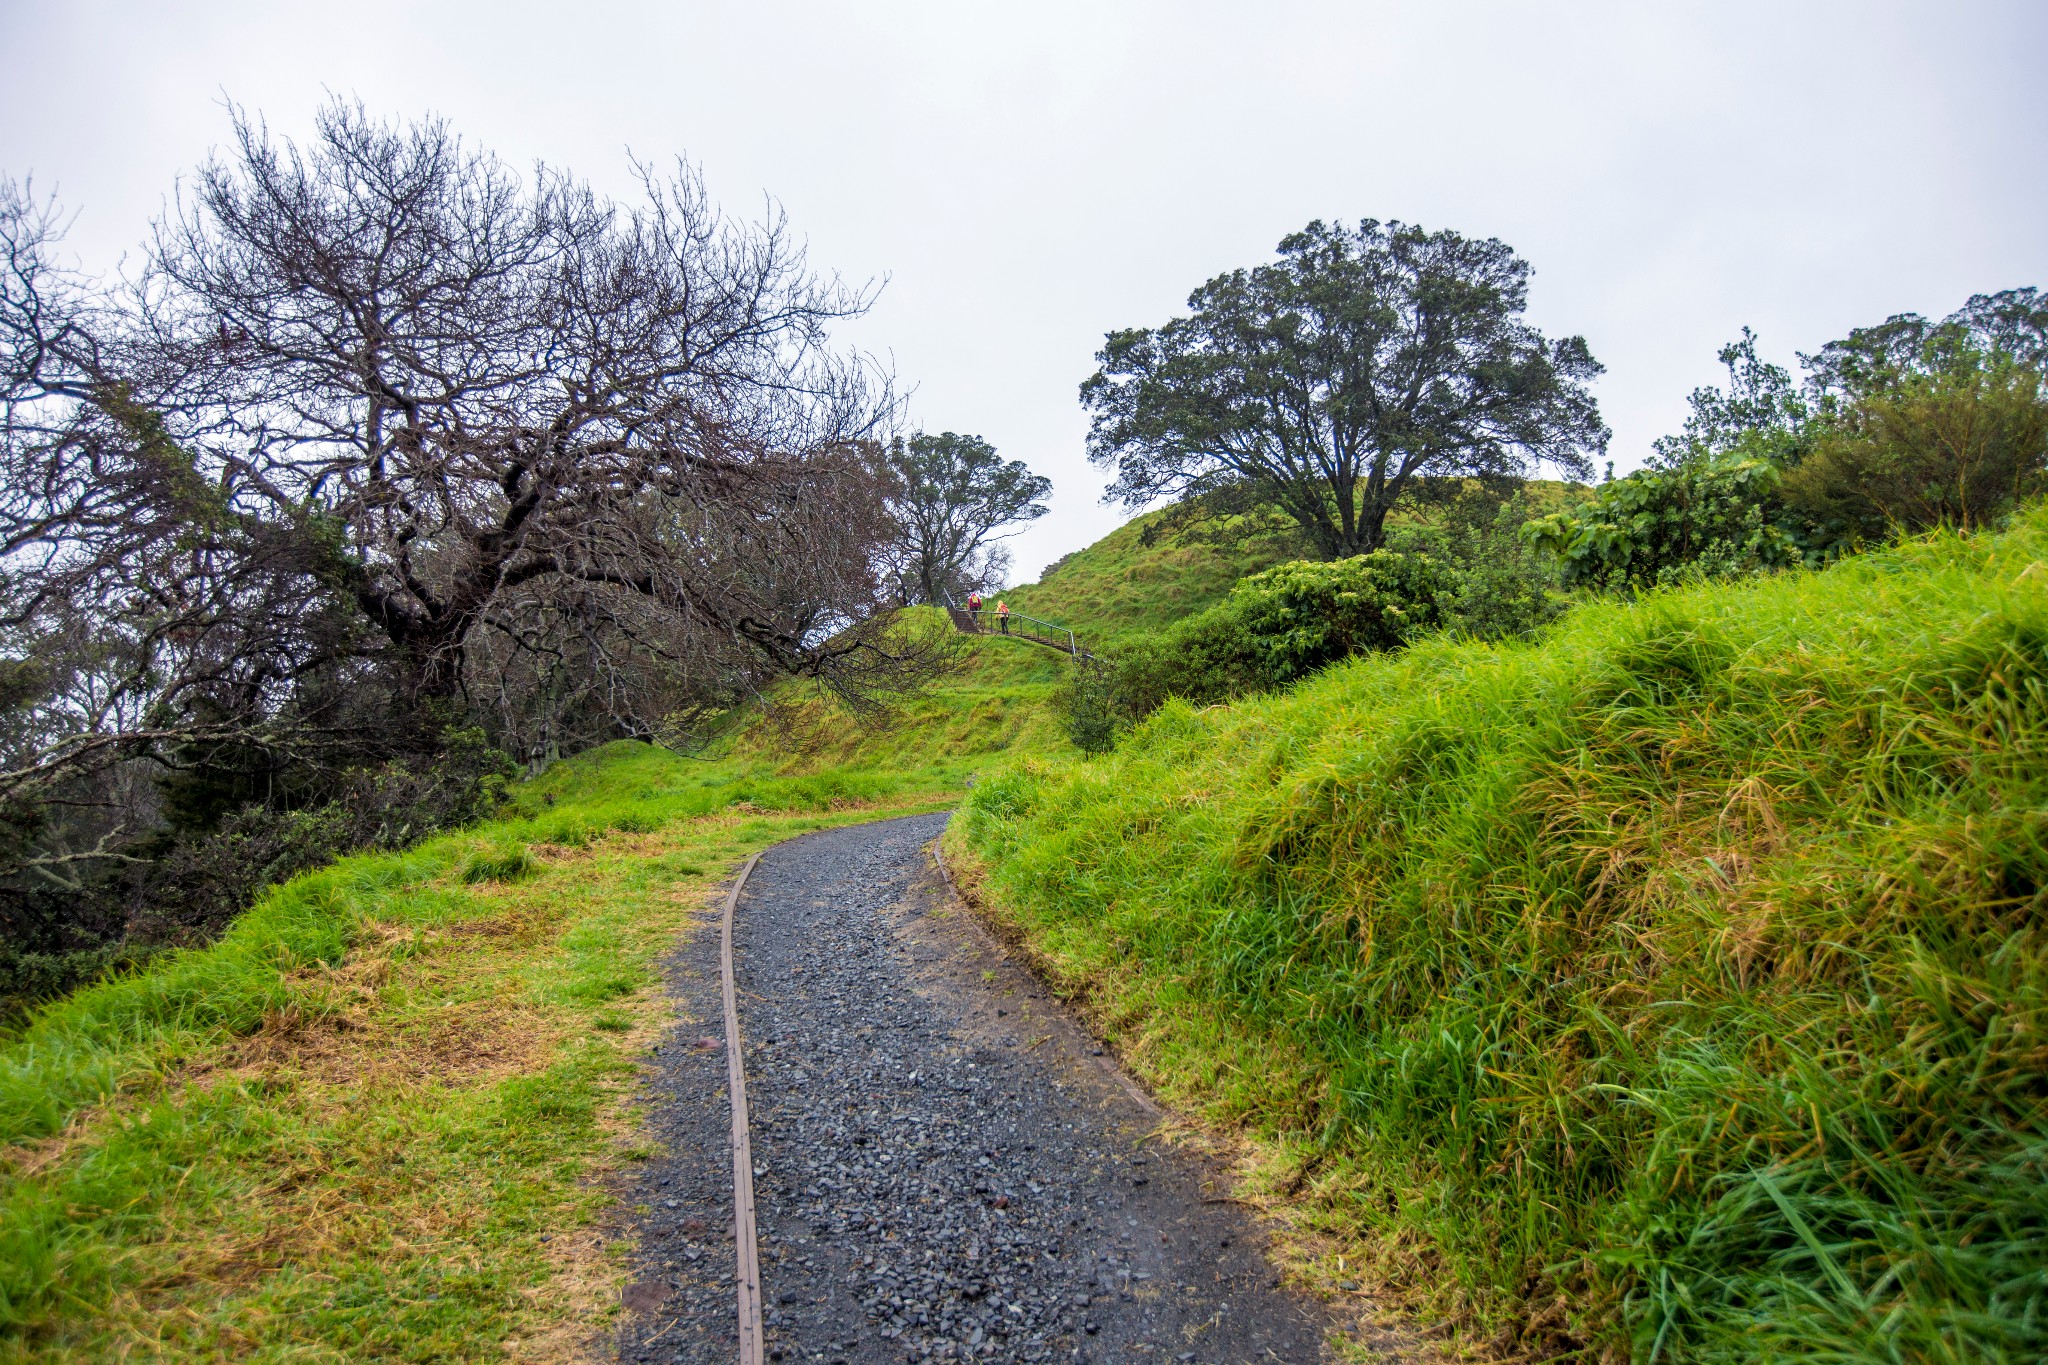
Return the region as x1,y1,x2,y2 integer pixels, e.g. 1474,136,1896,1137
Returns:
952,507,2048,1362
0,742,956,1361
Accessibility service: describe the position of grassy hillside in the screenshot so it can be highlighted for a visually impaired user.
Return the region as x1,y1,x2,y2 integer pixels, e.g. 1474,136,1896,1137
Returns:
0,745,954,1360
1003,506,1304,644
717,506,1308,781
723,484,1589,781
999,481,1588,647
950,507,2048,1362
716,608,1072,780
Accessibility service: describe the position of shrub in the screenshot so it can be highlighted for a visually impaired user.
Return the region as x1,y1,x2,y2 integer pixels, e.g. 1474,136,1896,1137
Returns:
1229,552,1461,679
1053,659,1122,755
1112,550,1459,716
1383,492,1574,642
1780,355,2048,539
1521,458,1813,589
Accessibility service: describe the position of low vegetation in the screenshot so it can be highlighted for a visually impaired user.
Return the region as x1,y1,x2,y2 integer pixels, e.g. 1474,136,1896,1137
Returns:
1003,504,1307,644
7,108,2043,1362
0,744,954,1360
953,505,2048,1362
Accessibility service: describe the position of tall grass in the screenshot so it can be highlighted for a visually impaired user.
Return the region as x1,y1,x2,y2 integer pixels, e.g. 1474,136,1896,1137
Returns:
957,508,2048,1361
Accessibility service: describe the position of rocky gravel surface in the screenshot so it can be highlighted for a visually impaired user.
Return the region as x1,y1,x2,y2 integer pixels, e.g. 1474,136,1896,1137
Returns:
618,813,1333,1364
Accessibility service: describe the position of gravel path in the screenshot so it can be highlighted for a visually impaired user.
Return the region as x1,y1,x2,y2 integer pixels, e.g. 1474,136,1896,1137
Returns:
617,813,1334,1364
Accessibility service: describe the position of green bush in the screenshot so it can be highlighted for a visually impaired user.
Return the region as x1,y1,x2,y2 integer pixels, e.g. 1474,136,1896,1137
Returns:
1053,659,1122,755
1113,550,1459,716
1230,553,1460,679
1781,355,2048,540
1382,494,1574,642
1528,307,2048,592
1520,458,1813,589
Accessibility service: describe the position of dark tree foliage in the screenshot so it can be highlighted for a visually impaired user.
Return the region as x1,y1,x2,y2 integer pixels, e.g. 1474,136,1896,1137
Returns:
1780,354,2047,540
880,431,1050,605
1786,288,2048,539
1802,288,2048,403
1081,218,1608,559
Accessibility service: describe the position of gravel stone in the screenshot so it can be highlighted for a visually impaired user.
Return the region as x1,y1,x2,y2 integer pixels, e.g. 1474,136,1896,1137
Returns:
618,813,1334,1363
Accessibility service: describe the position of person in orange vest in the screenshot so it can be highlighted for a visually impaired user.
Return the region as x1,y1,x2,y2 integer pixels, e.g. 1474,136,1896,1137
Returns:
997,600,1010,633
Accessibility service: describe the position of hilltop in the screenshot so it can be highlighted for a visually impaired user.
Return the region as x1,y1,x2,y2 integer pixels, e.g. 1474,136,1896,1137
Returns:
1002,506,1306,643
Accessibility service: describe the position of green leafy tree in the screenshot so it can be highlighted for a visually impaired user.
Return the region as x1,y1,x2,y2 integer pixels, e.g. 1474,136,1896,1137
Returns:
1532,289,2048,588
1650,327,1809,469
1801,287,2048,406
1783,289,2048,542
881,431,1051,605
1081,218,1608,560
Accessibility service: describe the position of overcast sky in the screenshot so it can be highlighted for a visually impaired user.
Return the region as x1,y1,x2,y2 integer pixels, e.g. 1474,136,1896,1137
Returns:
3,1,2043,582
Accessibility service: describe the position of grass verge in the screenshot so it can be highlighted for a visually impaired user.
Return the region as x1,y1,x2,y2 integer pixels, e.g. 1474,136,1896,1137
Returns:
0,742,955,1361
952,508,2048,1363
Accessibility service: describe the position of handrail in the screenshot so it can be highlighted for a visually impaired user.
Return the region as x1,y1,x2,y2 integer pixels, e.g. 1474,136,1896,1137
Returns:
946,606,1094,660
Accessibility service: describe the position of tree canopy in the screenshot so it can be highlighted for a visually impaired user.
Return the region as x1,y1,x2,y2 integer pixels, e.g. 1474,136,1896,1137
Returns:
136,101,907,712
881,431,1050,605
1081,218,1607,559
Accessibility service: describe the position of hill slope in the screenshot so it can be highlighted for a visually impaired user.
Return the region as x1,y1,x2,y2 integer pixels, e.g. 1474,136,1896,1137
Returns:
722,506,1306,778
1002,506,1304,644
950,506,2048,1362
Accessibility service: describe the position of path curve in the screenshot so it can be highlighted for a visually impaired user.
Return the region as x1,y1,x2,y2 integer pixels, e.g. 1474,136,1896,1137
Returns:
619,813,1335,1364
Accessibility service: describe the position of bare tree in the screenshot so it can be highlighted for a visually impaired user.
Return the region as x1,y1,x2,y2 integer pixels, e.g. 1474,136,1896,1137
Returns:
135,100,927,709
1,178,373,881
0,102,940,901
469,442,909,765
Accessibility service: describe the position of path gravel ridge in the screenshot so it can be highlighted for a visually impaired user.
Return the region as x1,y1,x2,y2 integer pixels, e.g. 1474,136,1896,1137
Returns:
618,813,1334,1364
